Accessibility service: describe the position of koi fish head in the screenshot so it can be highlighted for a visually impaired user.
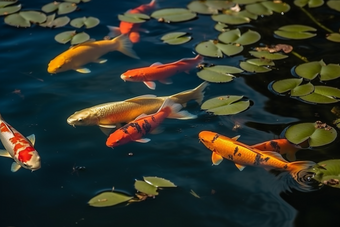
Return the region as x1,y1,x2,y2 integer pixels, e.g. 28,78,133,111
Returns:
22,150,41,171
47,55,69,74
67,110,96,127
120,70,143,82
106,130,130,148
198,131,220,151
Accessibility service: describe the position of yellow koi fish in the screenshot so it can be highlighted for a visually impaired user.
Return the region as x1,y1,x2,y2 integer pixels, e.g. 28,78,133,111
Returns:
47,34,139,74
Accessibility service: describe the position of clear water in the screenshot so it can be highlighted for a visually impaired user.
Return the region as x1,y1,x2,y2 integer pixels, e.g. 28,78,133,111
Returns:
1,0,340,226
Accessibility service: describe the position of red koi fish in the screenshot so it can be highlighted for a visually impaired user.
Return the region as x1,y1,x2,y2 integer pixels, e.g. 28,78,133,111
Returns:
198,131,315,190
0,114,41,172
107,0,157,43
121,55,204,90
106,98,196,148
250,138,301,161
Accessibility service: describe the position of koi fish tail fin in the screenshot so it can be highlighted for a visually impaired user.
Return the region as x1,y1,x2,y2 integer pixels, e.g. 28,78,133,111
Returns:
170,81,209,106
107,26,122,38
148,0,158,8
160,98,197,120
287,161,319,192
113,34,140,59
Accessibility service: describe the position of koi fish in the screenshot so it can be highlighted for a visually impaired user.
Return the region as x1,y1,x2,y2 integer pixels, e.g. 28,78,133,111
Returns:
47,34,139,74
107,0,157,43
121,55,204,90
67,82,208,130
198,131,315,190
250,138,301,161
0,114,41,172
106,98,196,148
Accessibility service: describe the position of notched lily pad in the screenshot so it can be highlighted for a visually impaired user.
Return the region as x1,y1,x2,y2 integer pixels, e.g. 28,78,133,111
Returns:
214,22,229,32
71,32,90,45
0,0,17,8
295,60,340,81
311,159,340,188
70,16,100,28
201,95,250,115
41,2,60,13
294,0,324,8
275,25,317,40
299,86,340,104
4,11,46,27
327,0,340,12
271,78,303,94
240,60,272,73
40,14,70,28
118,13,150,23
58,2,77,14
151,8,197,22
197,65,243,83
218,29,261,46
161,32,191,45
88,191,133,207
327,33,340,42
195,40,223,58
0,4,21,16
134,180,159,196
211,11,251,25
143,176,177,187
249,50,288,60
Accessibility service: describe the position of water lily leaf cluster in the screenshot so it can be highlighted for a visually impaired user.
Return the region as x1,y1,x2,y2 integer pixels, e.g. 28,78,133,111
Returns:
88,176,176,208
161,32,192,45
275,25,317,39
196,65,243,83
0,1,21,16
245,1,291,16
54,30,90,45
187,0,235,14
151,8,196,22
201,95,250,115
40,14,70,28
295,60,340,81
285,121,337,147
309,159,340,189
294,0,324,8
42,2,77,15
70,16,100,29
5,11,46,28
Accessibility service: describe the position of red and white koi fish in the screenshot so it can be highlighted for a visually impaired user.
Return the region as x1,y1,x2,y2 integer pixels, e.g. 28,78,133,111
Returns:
106,98,196,148
199,131,315,190
0,114,41,172
121,55,204,90
107,0,157,43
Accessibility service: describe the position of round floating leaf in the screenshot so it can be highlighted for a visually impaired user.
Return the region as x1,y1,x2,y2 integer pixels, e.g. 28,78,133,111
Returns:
51,16,70,27
41,2,60,13
54,30,76,44
70,17,85,28
218,29,260,45
118,13,149,23
88,191,133,207
290,82,314,97
300,86,340,104
233,0,267,3
245,2,273,16
275,24,317,39
271,78,303,94
214,22,229,32
71,32,90,45
58,2,77,15
261,1,291,13
4,13,30,27
0,4,21,16
215,42,244,56
327,0,340,11
249,50,288,60
161,32,191,45
84,16,99,28
327,33,340,42
285,122,337,147
311,159,340,188
39,13,55,27
20,11,46,23
195,40,223,58
294,0,324,8
143,176,177,187
187,0,219,14
151,8,197,22
240,60,272,73
134,180,158,196
246,58,274,66
0,0,17,8
211,12,251,25
295,61,322,80
320,63,340,81
197,65,242,83
201,95,250,115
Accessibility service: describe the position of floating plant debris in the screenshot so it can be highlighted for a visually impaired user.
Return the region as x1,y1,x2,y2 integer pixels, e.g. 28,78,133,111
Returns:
311,159,340,189
5,11,46,27
294,0,324,8
274,24,317,39
295,60,340,81
201,95,250,115
151,8,197,22
118,12,150,23
0,3,20,16
88,191,133,207
70,16,100,28
161,32,191,45
42,2,77,15
299,86,340,104
197,65,243,83
39,14,70,28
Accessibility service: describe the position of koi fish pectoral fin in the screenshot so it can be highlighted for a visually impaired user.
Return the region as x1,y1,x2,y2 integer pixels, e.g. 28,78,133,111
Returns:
93,58,107,64
76,68,91,73
107,26,122,38
212,152,223,165
0,149,12,158
235,163,246,171
159,78,173,85
232,135,240,140
143,81,156,90
134,138,151,143
99,124,117,136
26,134,36,145
11,162,21,172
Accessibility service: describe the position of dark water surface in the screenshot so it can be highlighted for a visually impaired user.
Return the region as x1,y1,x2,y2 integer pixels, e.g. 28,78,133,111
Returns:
1,0,340,227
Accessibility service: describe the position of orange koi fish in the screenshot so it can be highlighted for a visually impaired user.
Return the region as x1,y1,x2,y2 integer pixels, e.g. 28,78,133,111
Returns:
121,55,204,90
0,114,41,172
198,131,315,190
48,34,139,74
106,98,196,148
250,138,301,161
107,0,157,43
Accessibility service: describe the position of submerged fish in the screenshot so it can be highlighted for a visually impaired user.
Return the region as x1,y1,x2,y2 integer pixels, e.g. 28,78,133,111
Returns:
121,55,204,90
67,82,208,129
106,98,196,148
0,114,41,172
107,0,157,43
198,131,316,190
47,34,139,74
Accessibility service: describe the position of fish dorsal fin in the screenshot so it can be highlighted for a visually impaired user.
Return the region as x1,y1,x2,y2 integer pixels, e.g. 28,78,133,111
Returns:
256,150,288,162
11,162,21,172
150,62,163,66
124,94,157,102
235,163,246,171
232,135,240,140
26,134,35,146
0,149,12,158
212,152,223,165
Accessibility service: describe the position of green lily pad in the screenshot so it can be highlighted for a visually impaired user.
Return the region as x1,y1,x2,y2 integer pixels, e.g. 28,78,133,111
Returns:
4,12,29,27
70,16,100,28
211,11,251,25
215,42,244,56
295,60,340,81
218,29,261,45
246,58,275,66
271,78,304,94
58,2,77,15
294,0,324,8
0,0,17,8
201,95,250,115
275,25,317,39
71,32,90,45
143,176,177,187
245,2,273,16
20,11,46,23
311,159,340,188
195,40,223,58
290,82,314,97
161,32,191,45
285,121,337,147
233,0,267,4
240,60,272,73
214,22,229,32
118,13,150,23
299,85,340,104
327,33,340,42
134,180,159,196
197,65,243,83
0,4,21,16
88,191,133,207
151,8,197,22
327,0,340,11
41,2,60,13
54,30,76,44
249,50,288,60
261,1,291,13
187,0,218,14
40,14,70,28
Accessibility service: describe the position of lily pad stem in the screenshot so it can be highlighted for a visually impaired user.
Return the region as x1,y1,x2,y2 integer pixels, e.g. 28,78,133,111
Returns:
299,7,334,34
291,50,308,63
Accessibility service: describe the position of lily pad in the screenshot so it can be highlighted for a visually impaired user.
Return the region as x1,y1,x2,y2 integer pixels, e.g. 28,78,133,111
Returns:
275,25,317,39
4,13,30,27
245,2,273,16
58,2,77,14
311,159,340,188
20,11,46,23
151,8,197,22
0,4,21,16
134,180,158,196
218,29,261,46
299,86,340,104
249,50,288,60
271,78,303,94
118,13,150,23
233,0,267,4
327,33,340,42
195,40,223,58
214,22,229,32
88,191,133,207
285,121,337,147
161,32,191,45
294,0,324,8
40,14,70,28
261,1,291,13
41,2,60,13
295,60,340,81
54,30,76,44
70,16,100,28
290,82,314,97
211,11,251,25
143,176,177,187
187,0,218,14
327,0,340,11
197,65,243,83
215,42,244,56
240,60,272,73
71,32,90,45
0,0,17,8
201,95,250,115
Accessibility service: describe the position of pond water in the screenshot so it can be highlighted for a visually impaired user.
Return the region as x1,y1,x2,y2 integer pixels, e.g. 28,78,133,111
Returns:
1,0,340,227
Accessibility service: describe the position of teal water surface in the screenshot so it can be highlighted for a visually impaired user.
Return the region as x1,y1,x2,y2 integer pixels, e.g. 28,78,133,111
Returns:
1,0,340,227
